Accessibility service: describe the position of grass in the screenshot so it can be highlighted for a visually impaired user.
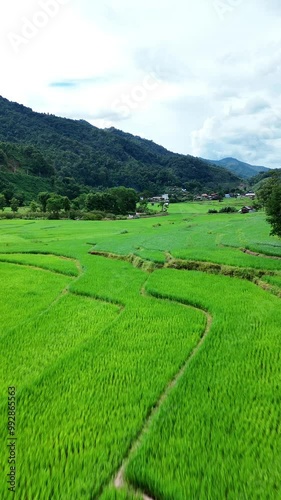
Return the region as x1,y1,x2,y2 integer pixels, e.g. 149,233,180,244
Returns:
126,270,281,499
0,203,280,499
262,274,281,289
0,262,70,335
0,292,120,390
0,254,205,499
0,252,79,276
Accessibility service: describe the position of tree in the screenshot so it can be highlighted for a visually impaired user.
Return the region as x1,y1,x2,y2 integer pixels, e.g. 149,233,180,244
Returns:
29,200,38,212
10,197,19,213
3,189,14,206
14,192,25,207
158,201,168,212
38,192,51,212
56,176,81,200
138,199,148,213
62,196,71,212
85,192,117,213
73,193,87,210
46,195,64,218
257,178,275,209
108,187,138,214
266,182,281,237
85,188,138,215
0,194,5,211
85,193,101,212
257,171,281,237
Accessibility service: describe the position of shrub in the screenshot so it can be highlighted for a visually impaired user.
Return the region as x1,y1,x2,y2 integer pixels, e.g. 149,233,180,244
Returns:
219,206,238,213
0,212,23,220
82,211,105,221
69,209,82,220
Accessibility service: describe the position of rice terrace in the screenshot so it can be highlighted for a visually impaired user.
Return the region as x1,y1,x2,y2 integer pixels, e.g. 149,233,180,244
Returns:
0,201,281,499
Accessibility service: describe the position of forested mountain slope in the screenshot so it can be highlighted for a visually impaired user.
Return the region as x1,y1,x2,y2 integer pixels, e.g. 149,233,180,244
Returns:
0,96,241,200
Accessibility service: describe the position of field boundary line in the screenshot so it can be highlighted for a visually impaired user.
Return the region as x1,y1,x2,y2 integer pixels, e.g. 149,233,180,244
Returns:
90,249,281,282
1,256,126,343
0,294,125,415
0,259,77,277
0,260,126,410
69,290,125,312
241,248,281,260
89,251,281,310
89,250,162,272
110,284,212,500
255,279,281,298
0,254,83,341
0,251,81,276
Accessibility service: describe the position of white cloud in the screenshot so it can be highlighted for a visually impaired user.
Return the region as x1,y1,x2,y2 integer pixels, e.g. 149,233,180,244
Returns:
0,0,281,168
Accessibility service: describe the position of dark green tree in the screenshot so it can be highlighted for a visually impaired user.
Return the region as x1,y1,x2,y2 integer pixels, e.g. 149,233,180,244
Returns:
73,193,87,210
257,178,275,208
10,197,19,213
0,194,5,211
3,189,14,205
266,182,281,237
138,199,148,213
14,192,25,207
29,200,38,212
38,192,51,212
62,196,71,212
85,193,101,212
108,187,138,214
46,195,65,218
257,171,281,237
56,177,81,200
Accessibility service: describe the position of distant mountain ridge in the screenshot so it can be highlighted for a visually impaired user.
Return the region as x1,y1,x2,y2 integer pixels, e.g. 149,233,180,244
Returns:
203,157,269,179
0,95,241,200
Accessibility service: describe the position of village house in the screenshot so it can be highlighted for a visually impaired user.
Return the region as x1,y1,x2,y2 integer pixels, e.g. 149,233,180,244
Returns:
239,206,255,214
245,192,256,200
149,194,170,203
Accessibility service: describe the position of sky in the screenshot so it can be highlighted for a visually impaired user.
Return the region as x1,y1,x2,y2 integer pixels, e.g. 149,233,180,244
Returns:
1,0,281,167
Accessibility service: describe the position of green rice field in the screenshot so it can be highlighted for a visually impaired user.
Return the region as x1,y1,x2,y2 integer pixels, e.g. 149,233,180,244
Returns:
0,202,281,499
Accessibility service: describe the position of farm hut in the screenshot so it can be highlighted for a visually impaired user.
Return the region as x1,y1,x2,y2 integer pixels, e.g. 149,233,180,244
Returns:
240,206,253,214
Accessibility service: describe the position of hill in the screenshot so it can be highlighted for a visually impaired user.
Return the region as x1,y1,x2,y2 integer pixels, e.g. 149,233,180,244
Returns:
0,96,241,201
0,142,53,202
204,157,269,179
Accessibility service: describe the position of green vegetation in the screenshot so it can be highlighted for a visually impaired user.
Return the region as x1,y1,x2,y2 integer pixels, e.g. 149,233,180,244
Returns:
126,270,281,498
0,253,79,276
0,203,281,499
0,96,241,202
262,274,281,290
205,156,269,179
0,255,205,498
261,171,281,237
0,262,70,334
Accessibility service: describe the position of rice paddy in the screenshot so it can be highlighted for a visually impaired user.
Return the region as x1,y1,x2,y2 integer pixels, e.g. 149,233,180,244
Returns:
0,202,281,499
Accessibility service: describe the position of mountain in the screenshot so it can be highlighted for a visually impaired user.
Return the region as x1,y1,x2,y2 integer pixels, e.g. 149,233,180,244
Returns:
0,96,241,201
0,142,53,202
204,157,269,179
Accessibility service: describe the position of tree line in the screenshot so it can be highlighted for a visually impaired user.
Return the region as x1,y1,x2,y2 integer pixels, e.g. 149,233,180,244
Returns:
257,170,281,238
0,96,241,202
0,187,139,219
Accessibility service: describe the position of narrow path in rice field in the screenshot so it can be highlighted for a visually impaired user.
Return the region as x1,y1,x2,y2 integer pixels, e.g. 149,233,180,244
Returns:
0,251,82,276
112,282,213,499
0,259,78,277
98,251,281,499
0,254,124,342
4,249,279,499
